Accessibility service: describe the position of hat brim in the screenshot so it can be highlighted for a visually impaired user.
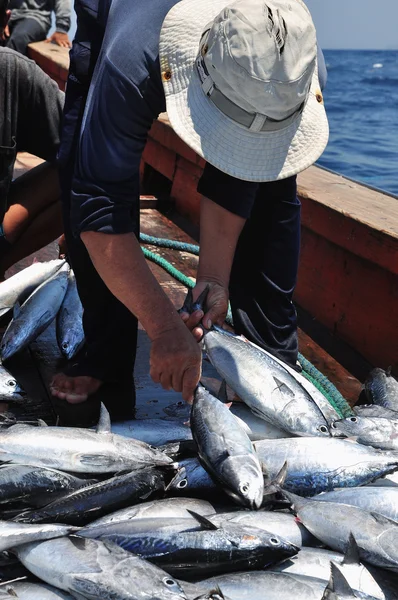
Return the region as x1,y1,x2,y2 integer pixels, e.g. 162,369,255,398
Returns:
159,0,329,182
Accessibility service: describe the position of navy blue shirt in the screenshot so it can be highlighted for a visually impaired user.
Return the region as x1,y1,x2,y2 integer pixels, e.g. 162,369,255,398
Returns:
71,0,327,235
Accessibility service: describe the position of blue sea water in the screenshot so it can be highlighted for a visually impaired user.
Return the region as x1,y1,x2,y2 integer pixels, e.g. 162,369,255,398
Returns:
319,50,398,196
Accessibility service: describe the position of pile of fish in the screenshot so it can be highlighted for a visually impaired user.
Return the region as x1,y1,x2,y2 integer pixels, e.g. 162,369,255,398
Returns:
0,264,397,598
0,260,84,372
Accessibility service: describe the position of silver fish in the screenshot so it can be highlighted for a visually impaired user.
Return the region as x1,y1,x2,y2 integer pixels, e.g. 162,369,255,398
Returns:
1,581,74,599
191,385,264,509
0,260,65,320
314,487,398,522
365,369,398,412
0,366,25,403
89,497,216,527
0,520,76,552
14,536,188,600
367,472,398,488
204,327,331,437
180,571,329,600
285,491,398,572
1,263,70,362
253,438,398,496
333,416,398,451
354,406,398,419
322,562,378,599
56,271,84,360
79,513,299,578
0,403,173,473
268,545,387,599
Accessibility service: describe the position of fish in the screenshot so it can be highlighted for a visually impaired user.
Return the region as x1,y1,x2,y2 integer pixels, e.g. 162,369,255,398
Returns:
193,589,229,600
14,536,188,600
56,271,84,361
0,260,65,320
284,491,398,572
203,326,331,437
78,510,299,579
14,467,167,526
88,497,216,527
179,571,330,600
0,366,25,403
0,464,97,508
0,520,76,553
333,416,398,451
0,263,70,362
367,472,398,488
253,438,398,496
190,385,264,509
207,511,317,548
267,541,388,599
0,581,74,598
365,368,398,412
0,403,173,473
314,487,398,522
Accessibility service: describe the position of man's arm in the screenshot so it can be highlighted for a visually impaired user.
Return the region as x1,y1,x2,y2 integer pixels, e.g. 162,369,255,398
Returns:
46,0,71,47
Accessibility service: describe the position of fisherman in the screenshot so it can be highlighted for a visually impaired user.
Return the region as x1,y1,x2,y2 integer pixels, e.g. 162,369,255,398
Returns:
3,0,71,55
52,0,328,416
0,0,65,280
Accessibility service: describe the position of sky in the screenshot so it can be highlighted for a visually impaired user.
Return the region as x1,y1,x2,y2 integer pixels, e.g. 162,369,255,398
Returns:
305,0,398,50
64,0,398,51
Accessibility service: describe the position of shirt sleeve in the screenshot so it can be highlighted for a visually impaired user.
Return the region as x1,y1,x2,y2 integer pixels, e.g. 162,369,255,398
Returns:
17,56,64,163
197,163,259,219
70,57,158,236
54,0,71,33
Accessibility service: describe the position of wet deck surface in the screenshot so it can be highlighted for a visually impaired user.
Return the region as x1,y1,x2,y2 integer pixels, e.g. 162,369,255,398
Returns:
0,160,362,423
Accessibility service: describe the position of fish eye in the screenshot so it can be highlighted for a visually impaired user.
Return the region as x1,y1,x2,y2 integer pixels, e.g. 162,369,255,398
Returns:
240,483,249,494
7,380,16,387
270,537,279,545
163,577,177,587
177,479,188,489
319,425,328,433
349,417,357,423
62,342,69,349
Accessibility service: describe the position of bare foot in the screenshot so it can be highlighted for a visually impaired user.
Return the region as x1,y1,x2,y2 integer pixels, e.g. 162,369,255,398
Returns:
50,373,102,404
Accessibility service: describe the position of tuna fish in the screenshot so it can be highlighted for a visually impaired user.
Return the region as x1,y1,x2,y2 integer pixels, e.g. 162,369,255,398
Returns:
314,487,398,523
0,403,173,473
0,366,25,403
190,385,264,509
203,327,331,437
0,263,70,362
333,416,398,451
0,260,65,320
14,536,188,600
0,520,76,552
56,271,84,360
0,581,74,598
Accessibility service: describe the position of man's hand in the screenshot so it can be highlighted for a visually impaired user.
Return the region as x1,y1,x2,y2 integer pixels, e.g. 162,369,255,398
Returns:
1,24,10,41
58,234,67,259
46,32,71,48
150,324,202,403
180,280,229,341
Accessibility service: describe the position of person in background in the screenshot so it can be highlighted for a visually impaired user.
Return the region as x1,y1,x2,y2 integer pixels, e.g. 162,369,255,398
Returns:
0,0,65,279
3,0,71,56
52,0,328,417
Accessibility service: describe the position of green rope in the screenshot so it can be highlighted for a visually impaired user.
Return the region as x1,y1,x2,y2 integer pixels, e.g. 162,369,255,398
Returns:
141,238,352,417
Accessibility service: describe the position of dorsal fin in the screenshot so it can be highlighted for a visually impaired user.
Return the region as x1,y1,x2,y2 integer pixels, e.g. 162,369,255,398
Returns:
343,532,361,565
186,510,218,530
192,285,210,312
323,562,356,598
96,403,111,434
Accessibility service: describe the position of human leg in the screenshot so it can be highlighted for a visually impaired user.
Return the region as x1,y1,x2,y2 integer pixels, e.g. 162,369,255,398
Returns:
229,176,301,368
6,17,47,55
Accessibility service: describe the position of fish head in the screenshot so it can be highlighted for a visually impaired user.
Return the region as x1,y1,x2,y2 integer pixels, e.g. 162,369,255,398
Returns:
60,329,84,361
224,523,299,561
332,415,385,441
222,459,264,510
163,401,191,421
0,367,26,401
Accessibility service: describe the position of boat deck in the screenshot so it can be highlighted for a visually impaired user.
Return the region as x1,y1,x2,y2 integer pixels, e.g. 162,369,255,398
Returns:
0,178,362,424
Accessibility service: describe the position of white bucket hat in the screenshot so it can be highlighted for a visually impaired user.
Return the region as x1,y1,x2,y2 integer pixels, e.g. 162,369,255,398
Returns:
159,0,329,182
